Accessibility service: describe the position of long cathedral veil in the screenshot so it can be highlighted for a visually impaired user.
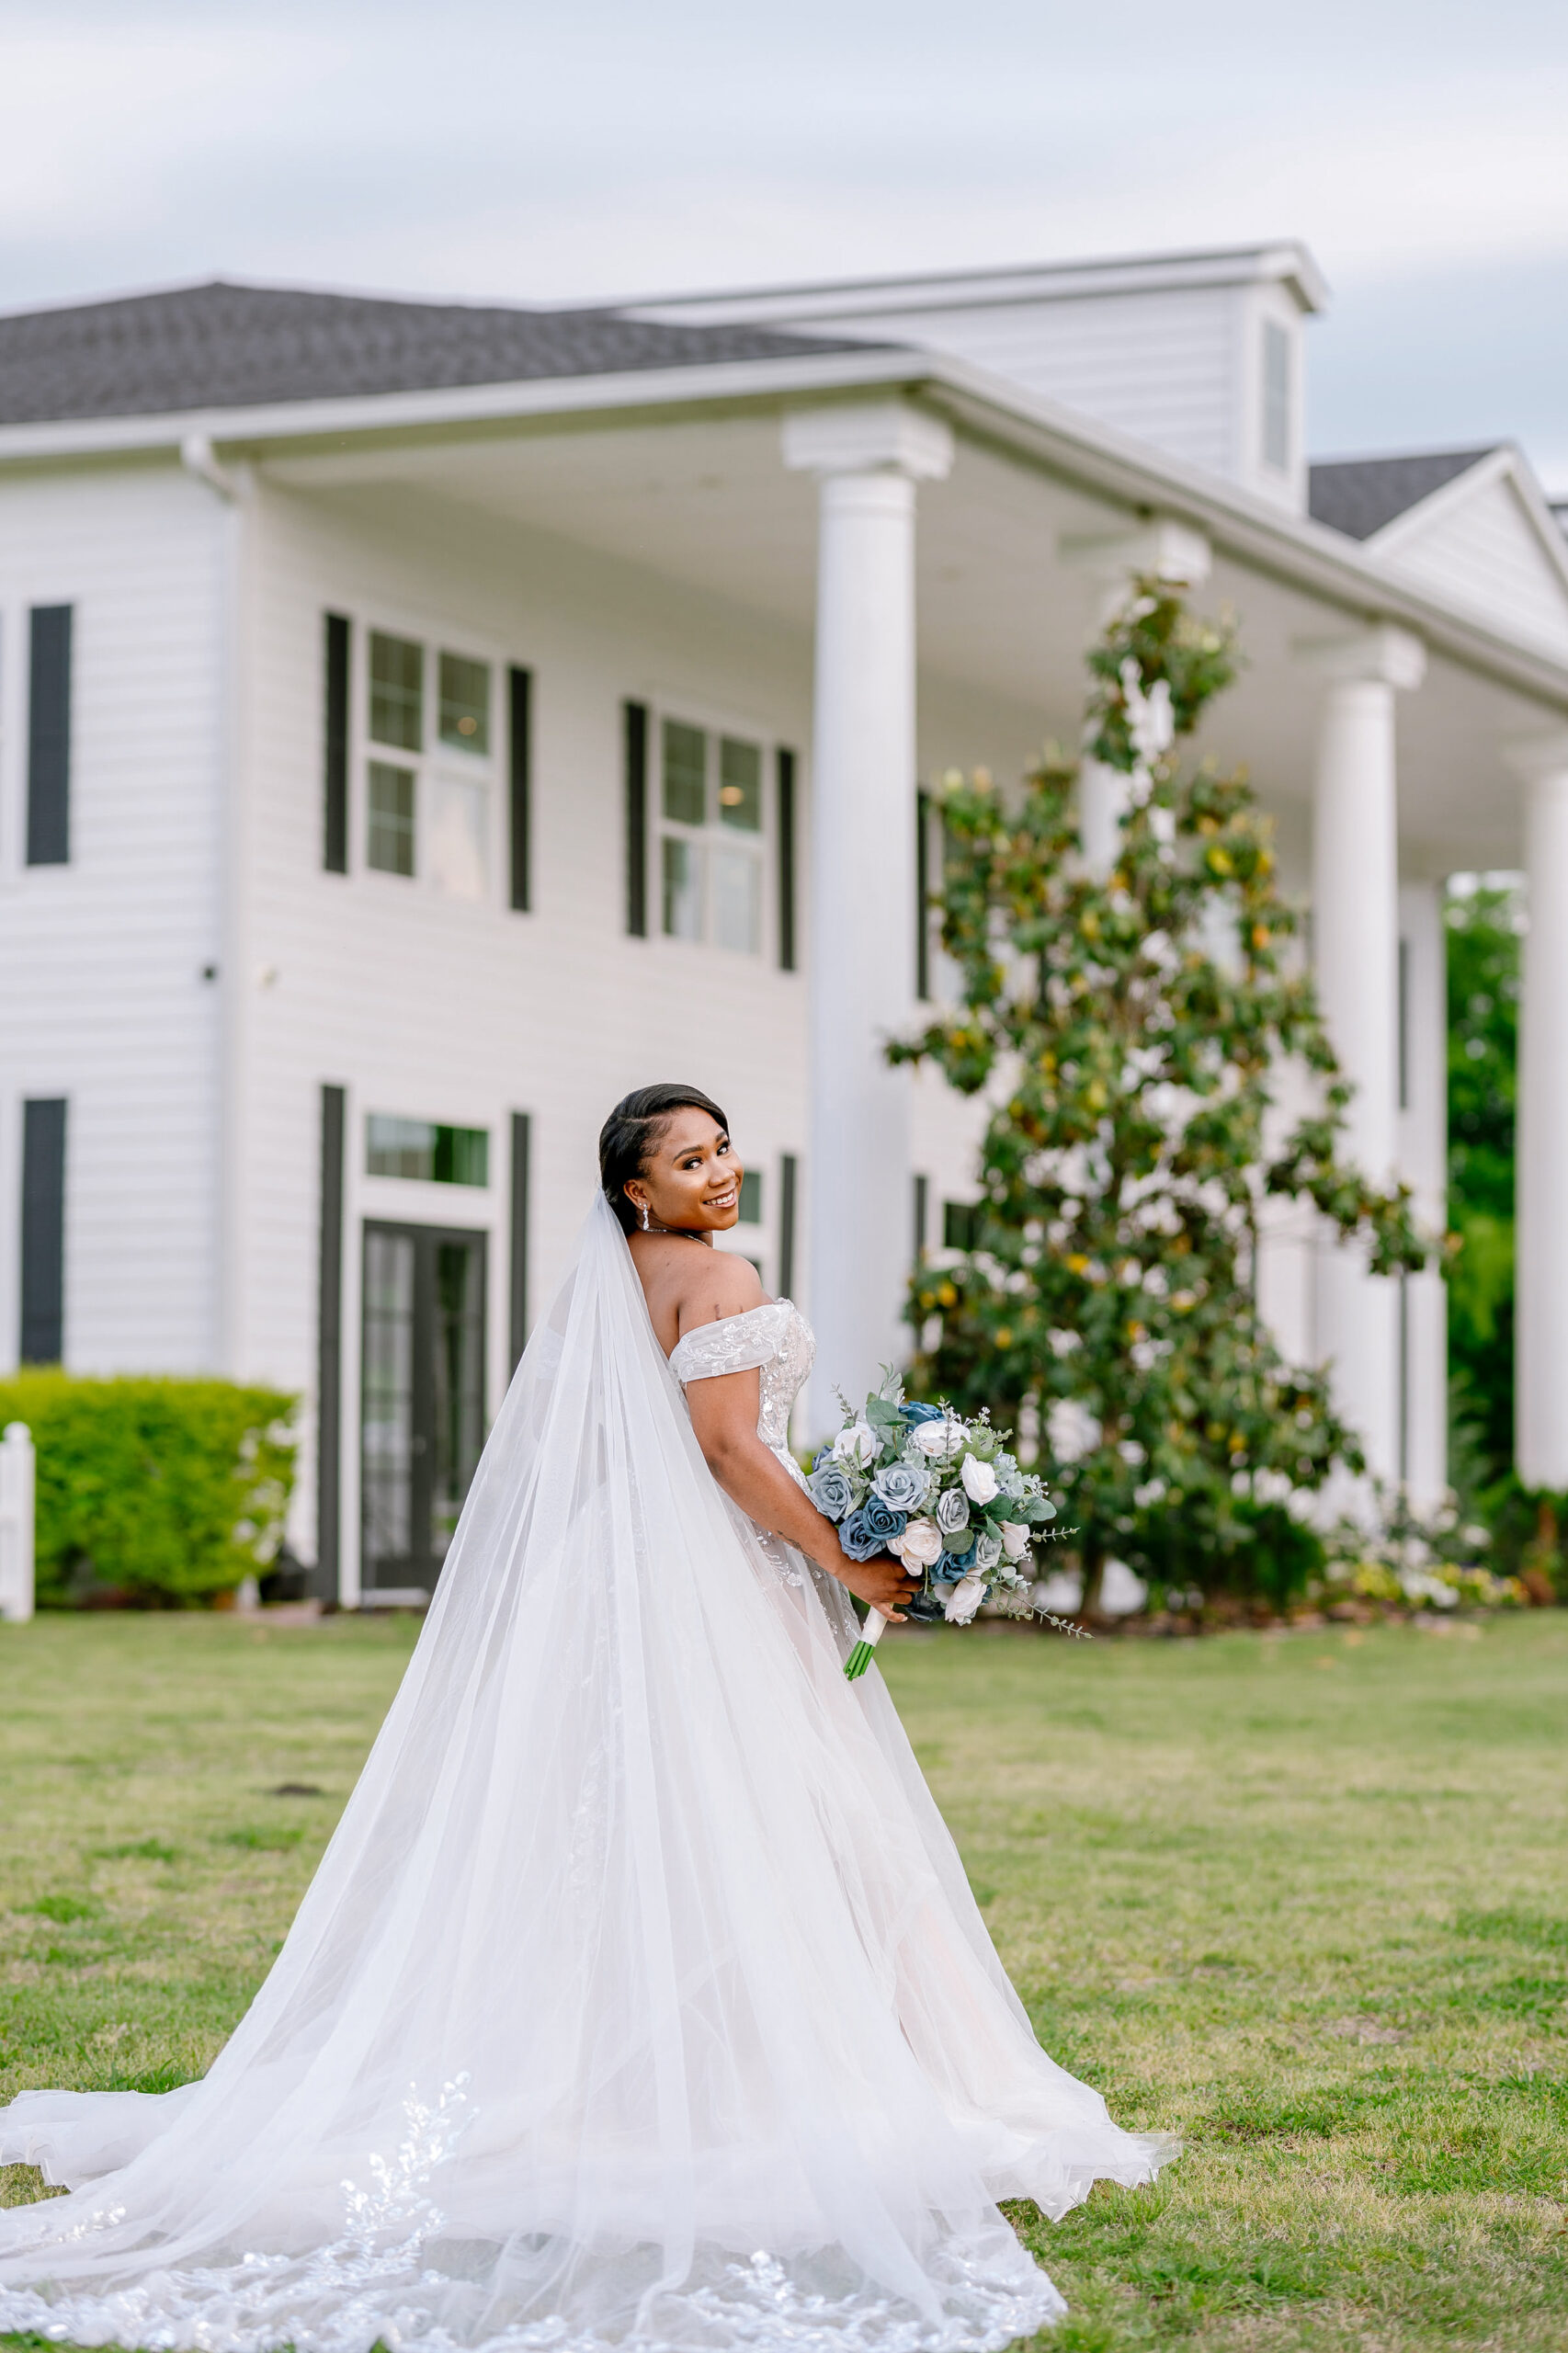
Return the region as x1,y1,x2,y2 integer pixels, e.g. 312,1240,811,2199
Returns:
0,1195,1169,2352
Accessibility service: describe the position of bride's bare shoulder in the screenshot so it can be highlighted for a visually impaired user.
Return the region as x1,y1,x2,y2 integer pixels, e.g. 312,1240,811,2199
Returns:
675,1249,767,1336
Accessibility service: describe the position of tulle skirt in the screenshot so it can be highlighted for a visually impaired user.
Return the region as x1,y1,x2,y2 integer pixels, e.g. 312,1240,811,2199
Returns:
0,1200,1175,2351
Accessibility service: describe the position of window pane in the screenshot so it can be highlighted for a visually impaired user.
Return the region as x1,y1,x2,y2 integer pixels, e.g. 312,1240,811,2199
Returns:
662,718,706,825
738,1169,762,1224
429,773,488,900
719,736,762,832
432,1126,489,1186
361,1230,415,1566
367,1115,489,1186
368,760,415,876
438,652,491,754
369,631,423,751
1261,319,1290,472
663,835,704,939
713,845,761,954
432,1238,486,1556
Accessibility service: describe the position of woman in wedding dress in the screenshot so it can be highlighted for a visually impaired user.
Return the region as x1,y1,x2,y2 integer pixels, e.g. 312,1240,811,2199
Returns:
0,1083,1175,2353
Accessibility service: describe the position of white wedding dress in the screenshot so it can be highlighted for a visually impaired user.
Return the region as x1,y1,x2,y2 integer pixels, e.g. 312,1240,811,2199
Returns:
0,1196,1174,2353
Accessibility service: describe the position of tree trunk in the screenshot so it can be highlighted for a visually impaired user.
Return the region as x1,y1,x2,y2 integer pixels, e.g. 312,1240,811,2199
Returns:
1079,1532,1107,1619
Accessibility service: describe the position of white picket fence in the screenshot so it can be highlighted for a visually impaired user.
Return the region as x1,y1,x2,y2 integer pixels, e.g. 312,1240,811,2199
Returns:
0,1422,36,1623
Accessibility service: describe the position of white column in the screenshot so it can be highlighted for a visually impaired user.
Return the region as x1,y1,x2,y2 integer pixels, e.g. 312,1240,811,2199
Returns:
1398,880,1448,1506
784,403,954,1432
1300,625,1425,1488
1507,734,1568,1487
1060,522,1210,876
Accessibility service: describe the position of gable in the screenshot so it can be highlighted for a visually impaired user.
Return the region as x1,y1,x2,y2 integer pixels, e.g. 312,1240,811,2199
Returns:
1370,463,1568,660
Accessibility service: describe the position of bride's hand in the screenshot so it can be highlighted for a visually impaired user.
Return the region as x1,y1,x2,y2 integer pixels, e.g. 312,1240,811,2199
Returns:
829,1550,922,1621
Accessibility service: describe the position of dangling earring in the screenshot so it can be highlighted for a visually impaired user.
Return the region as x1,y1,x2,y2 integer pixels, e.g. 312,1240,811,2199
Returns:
640,1200,651,1232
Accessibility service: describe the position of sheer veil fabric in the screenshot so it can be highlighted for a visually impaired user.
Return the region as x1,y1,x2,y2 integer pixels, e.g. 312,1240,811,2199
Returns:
0,1196,1175,2353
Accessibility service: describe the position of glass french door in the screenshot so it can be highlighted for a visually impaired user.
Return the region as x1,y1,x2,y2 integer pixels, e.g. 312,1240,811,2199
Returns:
360,1222,487,1597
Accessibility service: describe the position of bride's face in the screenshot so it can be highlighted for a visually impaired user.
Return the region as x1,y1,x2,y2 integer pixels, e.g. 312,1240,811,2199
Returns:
629,1110,743,1233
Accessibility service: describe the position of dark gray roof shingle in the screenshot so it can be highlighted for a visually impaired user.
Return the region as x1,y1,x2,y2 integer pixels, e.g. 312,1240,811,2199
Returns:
1308,447,1499,540
0,278,884,427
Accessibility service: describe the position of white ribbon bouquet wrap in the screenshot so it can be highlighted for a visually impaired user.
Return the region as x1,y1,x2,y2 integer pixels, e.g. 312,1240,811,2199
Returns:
806,1376,1072,1678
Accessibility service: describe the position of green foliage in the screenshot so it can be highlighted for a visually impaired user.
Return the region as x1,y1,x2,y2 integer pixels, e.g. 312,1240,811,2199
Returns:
892,584,1428,1608
1444,881,1520,1487
0,1372,296,1607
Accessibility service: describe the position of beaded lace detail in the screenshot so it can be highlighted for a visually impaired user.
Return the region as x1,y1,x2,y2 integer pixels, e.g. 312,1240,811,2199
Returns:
667,1301,815,1454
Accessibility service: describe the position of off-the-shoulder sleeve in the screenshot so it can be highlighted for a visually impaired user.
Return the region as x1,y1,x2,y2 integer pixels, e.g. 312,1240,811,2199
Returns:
668,1302,790,1385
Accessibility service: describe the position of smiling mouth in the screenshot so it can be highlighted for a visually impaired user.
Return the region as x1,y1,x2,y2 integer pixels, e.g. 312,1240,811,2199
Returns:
707,1187,738,1210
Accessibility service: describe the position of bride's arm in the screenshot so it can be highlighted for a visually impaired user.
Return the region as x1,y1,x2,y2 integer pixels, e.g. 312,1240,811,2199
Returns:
687,1371,919,1622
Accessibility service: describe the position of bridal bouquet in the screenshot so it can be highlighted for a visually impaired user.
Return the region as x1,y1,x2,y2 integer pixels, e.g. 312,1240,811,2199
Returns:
807,1376,1066,1679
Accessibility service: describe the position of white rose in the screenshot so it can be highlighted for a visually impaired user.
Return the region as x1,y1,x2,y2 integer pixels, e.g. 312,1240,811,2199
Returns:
942,1574,987,1625
834,1422,878,1466
960,1455,999,1506
1000,1521,1031,1560
913,1418,959,1459
896,1517,944,1567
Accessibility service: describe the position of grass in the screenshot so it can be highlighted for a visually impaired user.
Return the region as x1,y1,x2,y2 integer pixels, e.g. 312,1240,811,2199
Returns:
1,1612,1565,2352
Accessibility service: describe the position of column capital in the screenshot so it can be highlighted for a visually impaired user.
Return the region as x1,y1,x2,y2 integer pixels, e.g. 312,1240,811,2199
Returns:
1502,731,1568,789
1293,623,1426,692
1057,519,1210,589
782,400,953,483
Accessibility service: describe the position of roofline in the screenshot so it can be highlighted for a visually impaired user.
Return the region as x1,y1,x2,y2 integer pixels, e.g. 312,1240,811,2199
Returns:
0,335,1561,712
617,240,1330,324
1366,442,1568,604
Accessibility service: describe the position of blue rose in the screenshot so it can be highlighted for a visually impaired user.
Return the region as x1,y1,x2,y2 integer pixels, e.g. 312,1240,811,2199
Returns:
859,1495,907,1543
872,1460,928,1513
839,1506,893,1562
808,1461,856,1521
900,1402,946,1427
932,1546,975,1581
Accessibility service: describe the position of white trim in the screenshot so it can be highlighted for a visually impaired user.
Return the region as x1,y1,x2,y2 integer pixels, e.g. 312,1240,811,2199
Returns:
1368,444,1568,603
1,343,1564,710
621,240,1332,324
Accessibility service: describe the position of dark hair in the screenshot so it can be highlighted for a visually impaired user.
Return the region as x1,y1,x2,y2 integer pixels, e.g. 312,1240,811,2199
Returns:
599,1084,731,1233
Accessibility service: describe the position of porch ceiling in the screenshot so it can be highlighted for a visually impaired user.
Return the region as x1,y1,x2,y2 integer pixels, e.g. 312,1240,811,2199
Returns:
265,403,1548,876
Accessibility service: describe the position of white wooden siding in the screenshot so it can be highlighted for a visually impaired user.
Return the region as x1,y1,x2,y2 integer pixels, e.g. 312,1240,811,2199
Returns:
0,465,224,1375
1377,474,1568,661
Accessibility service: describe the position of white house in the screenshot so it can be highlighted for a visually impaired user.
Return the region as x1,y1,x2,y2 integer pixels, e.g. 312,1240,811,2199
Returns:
3,242,1567,1602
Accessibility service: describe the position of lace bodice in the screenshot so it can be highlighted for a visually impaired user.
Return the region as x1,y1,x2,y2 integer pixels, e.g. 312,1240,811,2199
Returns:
667,1299,815,1451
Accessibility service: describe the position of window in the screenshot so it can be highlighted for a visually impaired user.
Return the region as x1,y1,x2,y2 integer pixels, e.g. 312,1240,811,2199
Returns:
362,631,494,896
1261,319,1291,473
738,1170,762,1224
367,1115,490,1187
943,1200,981,1251
368,763,415,876
657,714,765,954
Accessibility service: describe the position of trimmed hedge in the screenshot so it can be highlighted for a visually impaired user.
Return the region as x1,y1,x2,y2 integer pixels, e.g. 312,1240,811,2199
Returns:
0,1372,297,1607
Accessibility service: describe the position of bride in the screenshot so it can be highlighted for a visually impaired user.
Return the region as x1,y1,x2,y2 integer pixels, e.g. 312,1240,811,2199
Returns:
0,1083,1175,2353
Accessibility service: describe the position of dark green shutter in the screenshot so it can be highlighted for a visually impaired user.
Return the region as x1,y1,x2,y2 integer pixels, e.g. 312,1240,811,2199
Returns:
777,746,797,972
624,701,648,936
27,607,73,867
19,1098,67,1363
323,614,350,874
315,1085,346,1597
509,1111,531,1371
509,668,532,912
779,1153,799,1301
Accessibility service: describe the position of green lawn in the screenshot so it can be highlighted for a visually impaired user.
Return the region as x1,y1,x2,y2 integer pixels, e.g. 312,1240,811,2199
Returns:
1,1612,1565,2352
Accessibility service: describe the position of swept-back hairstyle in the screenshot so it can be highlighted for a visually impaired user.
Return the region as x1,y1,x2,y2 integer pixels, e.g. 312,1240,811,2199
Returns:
599,1084,731,1233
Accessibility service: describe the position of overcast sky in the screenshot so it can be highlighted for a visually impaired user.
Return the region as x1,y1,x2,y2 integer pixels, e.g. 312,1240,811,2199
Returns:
5,0,1567,485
